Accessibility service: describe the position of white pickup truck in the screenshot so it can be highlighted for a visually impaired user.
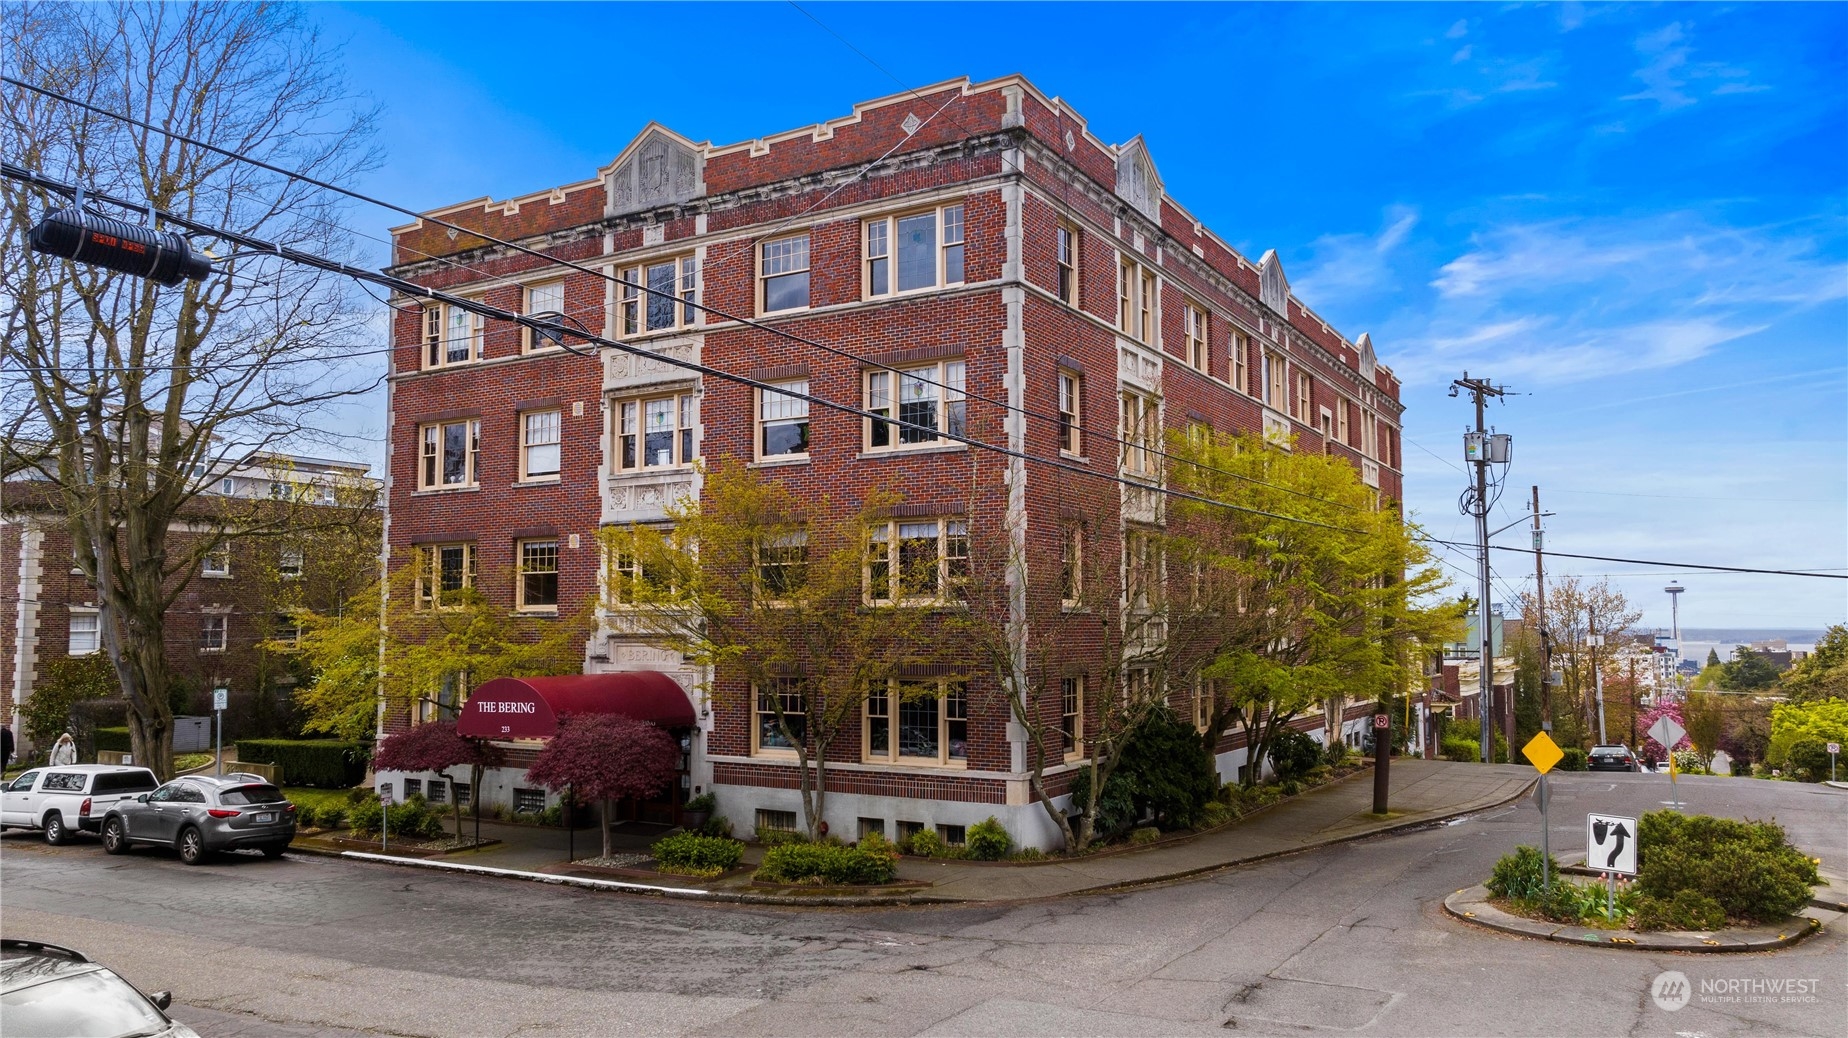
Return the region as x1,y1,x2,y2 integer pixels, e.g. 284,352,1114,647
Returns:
1,764,161,844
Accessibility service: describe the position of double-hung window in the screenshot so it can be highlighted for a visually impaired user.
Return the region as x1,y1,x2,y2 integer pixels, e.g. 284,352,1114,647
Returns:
757,531,808,600
202,543,231,578
866,359,965,450
1059,526,1082,607
618,256,697,334
68,611,100,655
415,543,476,610
1231,331,1250,396
760,235,810,313
614,393,695,471
1126,529,1161,610
1061,676,1084,758
200,615,227,653
753,678,806,754
1117,258,1156,343
279,547,304,578
1057,371,1082,455
1263,352,1287,411
1297,372,1313,421
423,300,482,368
1361,408,1378,459
757,381,809,459
520,410,561,481
517,539,559,612
1119,390,1158,479
273,613,303,648
865,679,967,765
1185,302,1209,372
1056,224,1078,305
866,518,969,604
1336,399,1350,445
523,280,566,351
419,419,480,490
865,204,965,296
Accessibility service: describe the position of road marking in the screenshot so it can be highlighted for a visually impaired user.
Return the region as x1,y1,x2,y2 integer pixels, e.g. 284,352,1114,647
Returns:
339,852,710,897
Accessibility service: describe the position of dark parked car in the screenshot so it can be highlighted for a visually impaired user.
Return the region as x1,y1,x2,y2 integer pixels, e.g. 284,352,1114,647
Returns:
101,775,296,865
0,938,200,1038
1588,744,1640,772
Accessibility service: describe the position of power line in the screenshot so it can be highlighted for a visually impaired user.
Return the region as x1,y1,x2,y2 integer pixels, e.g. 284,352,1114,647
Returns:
1420,537,1848,580
5,160,1362,535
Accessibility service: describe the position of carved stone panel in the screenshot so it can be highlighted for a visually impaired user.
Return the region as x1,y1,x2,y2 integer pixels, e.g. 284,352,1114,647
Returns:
609,130,703,218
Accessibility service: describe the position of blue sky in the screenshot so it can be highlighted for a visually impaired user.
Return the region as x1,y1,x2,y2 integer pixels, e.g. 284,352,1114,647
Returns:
315,1,1846,631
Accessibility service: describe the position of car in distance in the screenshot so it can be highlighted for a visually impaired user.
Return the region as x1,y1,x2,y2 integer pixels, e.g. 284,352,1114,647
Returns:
101,775,297,865
0,764,161,845
1588,744,1640,772
0,937,200,1038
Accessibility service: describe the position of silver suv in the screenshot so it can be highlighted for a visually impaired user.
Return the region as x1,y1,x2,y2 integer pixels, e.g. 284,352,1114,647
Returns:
1,938,199,1038
101,775,297,864
0,764,160,844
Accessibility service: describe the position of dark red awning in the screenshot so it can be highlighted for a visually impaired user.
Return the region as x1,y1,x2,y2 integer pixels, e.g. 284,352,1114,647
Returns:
456,672,695,739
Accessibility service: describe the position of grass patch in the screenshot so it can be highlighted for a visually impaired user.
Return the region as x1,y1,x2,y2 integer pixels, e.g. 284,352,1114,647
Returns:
283,786,362,813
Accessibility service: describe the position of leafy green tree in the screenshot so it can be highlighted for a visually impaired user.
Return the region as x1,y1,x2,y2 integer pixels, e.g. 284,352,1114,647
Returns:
610,462,943,841
1767,700,1848,776
1681,690,1724,772
1720,647,1781,692
19,654,118,754
1706,648,1721,667
290,561,592,740
1166,432,1460,782
1779,625,1848,703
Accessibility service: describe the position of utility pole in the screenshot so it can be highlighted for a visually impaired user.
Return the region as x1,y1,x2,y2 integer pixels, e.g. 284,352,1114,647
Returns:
1454,373,1509,764
1532,486,1550,732
1628,657,1639,749
1589,632,1607,744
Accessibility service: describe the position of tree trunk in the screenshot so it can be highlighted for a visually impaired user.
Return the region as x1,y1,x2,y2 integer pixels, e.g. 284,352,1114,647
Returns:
601,797,613,858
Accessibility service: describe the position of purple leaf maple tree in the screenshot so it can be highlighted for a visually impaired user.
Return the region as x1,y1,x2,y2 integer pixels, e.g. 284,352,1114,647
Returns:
374,720,505,837
525,713,679,858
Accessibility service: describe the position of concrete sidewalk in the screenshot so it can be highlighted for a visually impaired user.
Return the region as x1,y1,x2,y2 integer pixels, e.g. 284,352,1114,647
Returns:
303,759,1536,905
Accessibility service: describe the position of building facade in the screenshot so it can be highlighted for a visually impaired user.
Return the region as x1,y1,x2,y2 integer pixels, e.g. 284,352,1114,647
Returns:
2,453,377,757
382,76,1405,848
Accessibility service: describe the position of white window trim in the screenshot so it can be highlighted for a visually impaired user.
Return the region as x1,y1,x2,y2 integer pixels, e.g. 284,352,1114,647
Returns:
200,615,228,654
758,234,811,315
515,538,560,613
751,679,806,759
522,279,568,353
423,299,483,369
518,409,562,483
67,609,100,656
864,358,967,453
202,544,232,579
278,547,305,579
863,203,967,299
1057,370,1082,457
1185,301,1209,373
1056,223,1079,307
612,392,697,472
756,380,811,461
418,419,481,491
415,543,477,611
1061,675,1085,761
864,517,970,606
1231,331,1250,397
1119,389,1159,479
862,678,970,767
618,255,699,335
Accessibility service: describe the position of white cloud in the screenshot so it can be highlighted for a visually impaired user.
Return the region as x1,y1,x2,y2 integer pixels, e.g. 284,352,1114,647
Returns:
1291,206,1419,302
1452,45,1473,64
1446,18,1469,39
1385,214,1846,387
1621,21,1767,111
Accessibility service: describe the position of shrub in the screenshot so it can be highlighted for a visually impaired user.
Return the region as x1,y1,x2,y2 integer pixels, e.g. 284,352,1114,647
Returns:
857,829,899,860
1637,811,1820,921
1671,751,1707,775
1534,880,1589,924
1066,765,1136,838
236,739,370,788
1557,747,1588,772
755,842,897,885
1198,801,1233,828
347,793,445,840
1487,846,1558,901
684,791,718,814
93,727,133,754
755,826,806,846
1441,738,1480,762
1115,707,1219,828
1323,741,1350,767
652,833,745,875
1633,890,1726,932
317,806,346,830
1128,826,1160,846
903,828,946,858
293,804,318,829
966,817,1011,861
1268,728,1322,784
1786,739,1831,782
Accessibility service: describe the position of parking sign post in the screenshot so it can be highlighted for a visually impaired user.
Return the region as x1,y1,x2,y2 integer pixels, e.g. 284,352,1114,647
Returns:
1829,742,1840,783
212,687,228,776
1372,713,1391,815
379,784,393,854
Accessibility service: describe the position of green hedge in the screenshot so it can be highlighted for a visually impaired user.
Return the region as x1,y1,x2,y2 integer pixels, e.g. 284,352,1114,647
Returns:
755,842,898,885
346,793,445,839
94,727,133,753
652,833,745,874
1637,811,1819,922
1557,747,1588,771
1441,738,1479,762
236,739,369,788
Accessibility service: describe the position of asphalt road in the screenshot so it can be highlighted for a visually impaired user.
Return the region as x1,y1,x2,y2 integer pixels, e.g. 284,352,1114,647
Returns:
3,771,1842,1037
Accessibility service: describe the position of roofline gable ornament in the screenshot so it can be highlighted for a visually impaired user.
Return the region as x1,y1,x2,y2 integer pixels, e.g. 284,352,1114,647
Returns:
603,123,706,218
1114,136,1164,224
1258,249,1290,317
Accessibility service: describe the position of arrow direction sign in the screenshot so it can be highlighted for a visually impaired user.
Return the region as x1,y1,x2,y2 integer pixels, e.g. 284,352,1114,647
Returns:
1648,716,1686,751
1586,812,1638,875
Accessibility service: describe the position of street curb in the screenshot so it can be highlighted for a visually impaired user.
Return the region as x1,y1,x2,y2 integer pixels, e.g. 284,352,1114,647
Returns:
305,773,1537,909
1442,885,1832,952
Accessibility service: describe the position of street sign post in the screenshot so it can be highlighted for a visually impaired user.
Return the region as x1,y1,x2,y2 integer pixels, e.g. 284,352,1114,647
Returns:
1522,731,1565,892
1372,713,1391,815
1587,812,1638,919
212,687,228,776
379,785,393,853
1648,716,1686,809
1829,742,1840,782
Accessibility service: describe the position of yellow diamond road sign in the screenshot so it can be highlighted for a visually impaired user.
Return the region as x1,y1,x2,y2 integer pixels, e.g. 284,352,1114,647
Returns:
1523,731,1564,775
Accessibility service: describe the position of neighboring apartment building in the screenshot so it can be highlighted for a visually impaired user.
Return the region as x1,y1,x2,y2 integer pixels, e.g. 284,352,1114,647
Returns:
1,453,377,756
381,76,1405,848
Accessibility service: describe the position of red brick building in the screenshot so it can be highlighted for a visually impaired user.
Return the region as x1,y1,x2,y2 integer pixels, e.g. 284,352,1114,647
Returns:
382,76,1404,847
3,453,377,759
